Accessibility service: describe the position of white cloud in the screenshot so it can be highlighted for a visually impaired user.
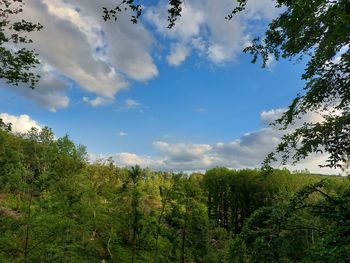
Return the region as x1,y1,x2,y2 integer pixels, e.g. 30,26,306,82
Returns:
92,107,340,175
115,99,147,112
124,99,141,109
0,113,41,133
1,0,284,110
145,3,205,41
93,152,164,168
1,0,282,110
260,107,327,127
146,0,280,65
260,108,287,125
119,131,128,136
244,0,281,20
1,65,70,112
83,96,113,107
2,0,159,110
21,0,129,97
153,141,212,169
166,44,190,66
265,54,277,70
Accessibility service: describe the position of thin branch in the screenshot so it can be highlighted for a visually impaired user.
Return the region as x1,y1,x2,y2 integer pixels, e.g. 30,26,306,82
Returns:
281,225,325,233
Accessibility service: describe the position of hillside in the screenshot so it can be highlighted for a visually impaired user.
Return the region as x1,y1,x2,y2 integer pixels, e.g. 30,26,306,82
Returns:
1,125,349,262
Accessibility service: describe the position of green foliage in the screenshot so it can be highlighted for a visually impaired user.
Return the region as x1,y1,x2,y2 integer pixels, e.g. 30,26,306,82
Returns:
0,0,43,88
0,127,349,262
236,0,350,169
102,0,183,29
229,178,350,262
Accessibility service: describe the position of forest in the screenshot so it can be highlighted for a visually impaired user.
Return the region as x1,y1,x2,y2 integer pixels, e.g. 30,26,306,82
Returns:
0,123,349,262
1,0,350,262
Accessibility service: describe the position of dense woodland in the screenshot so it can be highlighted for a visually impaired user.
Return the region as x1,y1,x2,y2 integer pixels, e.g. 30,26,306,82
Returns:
1,123,349,262
0,0,349,262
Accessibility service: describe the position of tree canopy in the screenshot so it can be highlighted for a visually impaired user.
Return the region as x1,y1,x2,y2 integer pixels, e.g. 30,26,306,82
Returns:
1,123,349,261
240,0,350,170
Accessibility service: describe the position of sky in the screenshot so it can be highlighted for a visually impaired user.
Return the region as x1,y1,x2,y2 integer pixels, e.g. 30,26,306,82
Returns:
0,0,341,174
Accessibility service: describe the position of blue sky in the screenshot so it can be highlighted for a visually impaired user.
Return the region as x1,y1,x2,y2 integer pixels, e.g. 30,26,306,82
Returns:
0,0,339,174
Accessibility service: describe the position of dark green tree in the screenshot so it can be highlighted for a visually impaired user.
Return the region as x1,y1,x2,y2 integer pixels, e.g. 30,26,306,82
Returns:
102,0,182,28
129,165,142,263
229,179,350,262
232,0,350,170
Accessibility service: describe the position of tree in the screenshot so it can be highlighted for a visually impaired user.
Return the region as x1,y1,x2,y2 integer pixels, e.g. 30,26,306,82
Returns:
104,0,350,170
1,124,349,261
244,0,350,170
129,165,142,263
0,0,42,88
237,0,350,170
229,179,350,262
102,0,182,29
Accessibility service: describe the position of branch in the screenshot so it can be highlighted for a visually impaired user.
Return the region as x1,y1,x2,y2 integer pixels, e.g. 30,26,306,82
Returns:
313,188,338,204
281,225,325,233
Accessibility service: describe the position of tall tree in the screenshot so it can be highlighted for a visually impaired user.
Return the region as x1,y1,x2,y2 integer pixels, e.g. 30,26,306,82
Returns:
128,165,143,263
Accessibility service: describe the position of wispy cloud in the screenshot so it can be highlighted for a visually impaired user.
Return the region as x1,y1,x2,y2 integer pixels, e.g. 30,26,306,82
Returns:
115,99,149,112
125,99,141,109
196,107,206,113
83,96,114,107
118,131,128,136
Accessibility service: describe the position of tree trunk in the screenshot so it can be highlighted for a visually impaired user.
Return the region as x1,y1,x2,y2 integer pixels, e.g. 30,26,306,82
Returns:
154,200,166,262
181,199,189,263
131,182,137,263
24,192,33,263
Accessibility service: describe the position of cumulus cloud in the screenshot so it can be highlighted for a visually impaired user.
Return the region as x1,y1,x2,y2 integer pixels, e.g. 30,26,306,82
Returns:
93,107,340,174
1,65,70,112
91,152,164,169
260,108,287,125
1,0,283,109
152,141,213,169
260,107,327,127
0,113,42,133
2,0,158,110
146,3,204,41
146,0,281,65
